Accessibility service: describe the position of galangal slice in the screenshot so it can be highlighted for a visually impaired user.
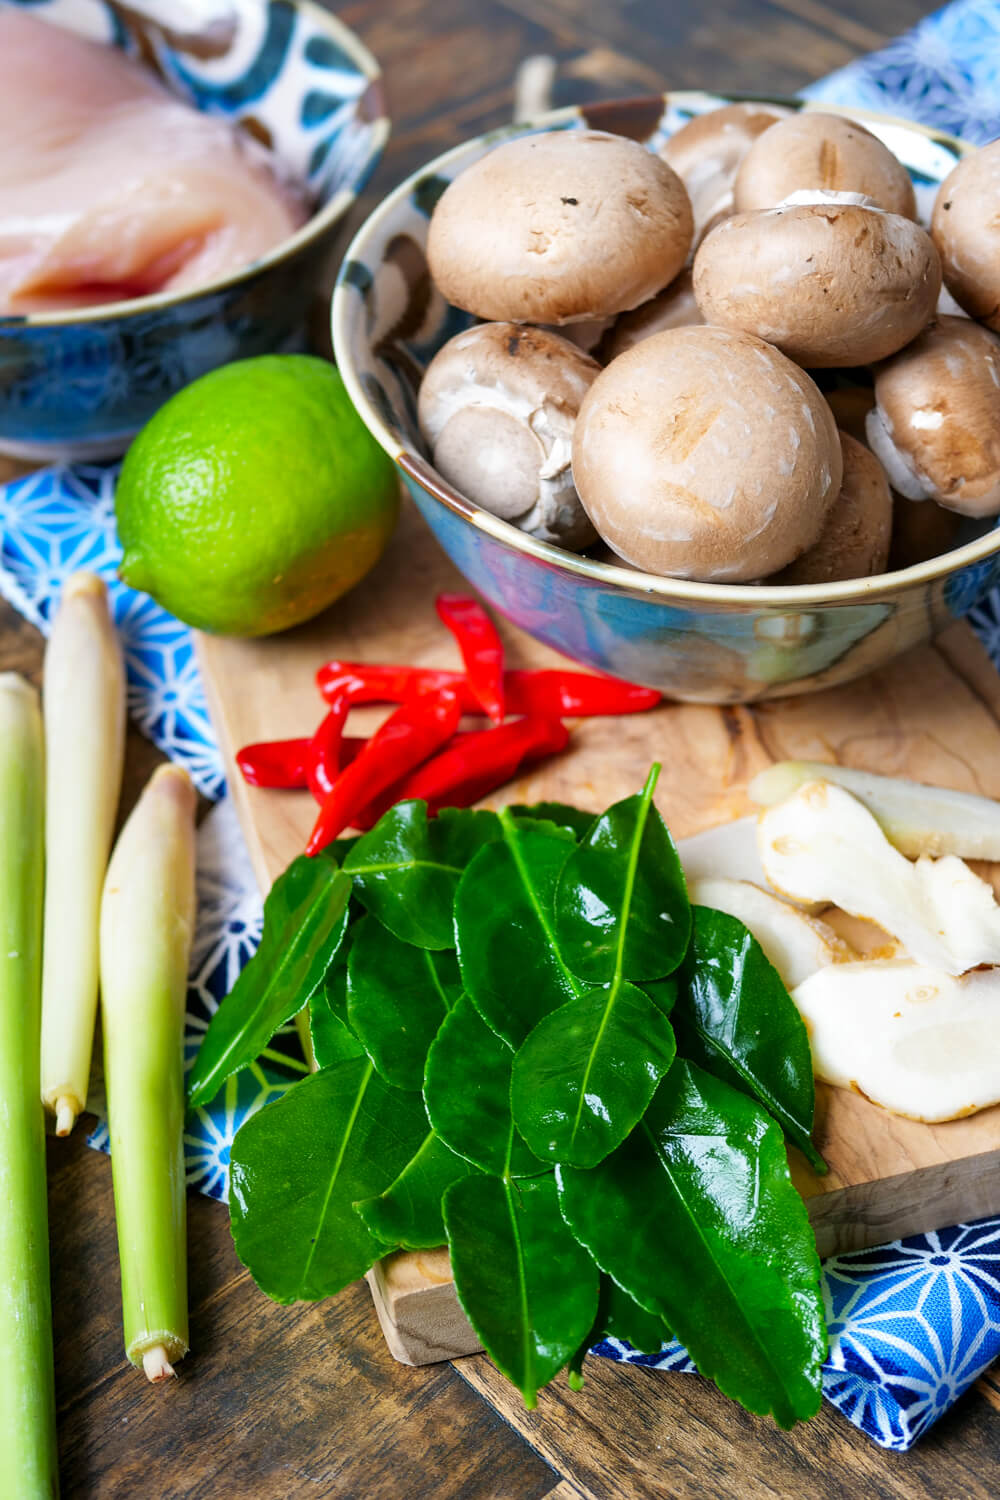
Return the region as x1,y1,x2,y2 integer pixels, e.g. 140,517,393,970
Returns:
759,780,1000,975
793,959,1000,1122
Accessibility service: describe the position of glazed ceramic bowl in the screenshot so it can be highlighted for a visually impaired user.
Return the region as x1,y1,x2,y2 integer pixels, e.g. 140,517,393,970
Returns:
0,0,388,461
332,93,1000,704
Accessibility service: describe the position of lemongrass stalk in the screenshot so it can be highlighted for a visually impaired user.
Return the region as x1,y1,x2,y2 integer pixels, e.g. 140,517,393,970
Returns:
100,764,196,1380
41,572,125,1136
0,674,58,1496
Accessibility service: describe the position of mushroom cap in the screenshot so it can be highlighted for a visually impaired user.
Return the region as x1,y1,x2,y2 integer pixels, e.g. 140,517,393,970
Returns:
418,321,600,547
734,111,917,218
931,142,1000,330
600,268,704,361
772,432,892,583
426,130,693,325
661,102,790,244
692,199,941,367
866,315,1000,517
571,325,842,582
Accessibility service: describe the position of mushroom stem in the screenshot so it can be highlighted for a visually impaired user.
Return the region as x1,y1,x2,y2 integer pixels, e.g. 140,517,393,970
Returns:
512,55,555,121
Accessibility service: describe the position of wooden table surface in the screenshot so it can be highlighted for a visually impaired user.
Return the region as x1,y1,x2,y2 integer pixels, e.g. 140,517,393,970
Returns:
6,0,1000,1494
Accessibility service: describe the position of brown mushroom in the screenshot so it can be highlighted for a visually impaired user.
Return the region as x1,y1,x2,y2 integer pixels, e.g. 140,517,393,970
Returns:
734,112,917,218
660,102,791,245
418,321,600,548
931,141,1000,330
823,384,875,446
866,315,1000,517
599,269,704,361
692,198,941,367
771,433,892,583
889,495,963,569
426,130,693,325
821,387,963,567
571,325,842,582
543,318,612,355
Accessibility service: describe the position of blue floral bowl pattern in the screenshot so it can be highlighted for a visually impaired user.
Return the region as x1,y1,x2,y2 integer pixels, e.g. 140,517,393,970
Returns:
0,0,388,460
332,94,1000,704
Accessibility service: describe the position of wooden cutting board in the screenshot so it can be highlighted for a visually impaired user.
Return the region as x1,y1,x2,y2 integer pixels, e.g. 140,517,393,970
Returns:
196,494,1000,1365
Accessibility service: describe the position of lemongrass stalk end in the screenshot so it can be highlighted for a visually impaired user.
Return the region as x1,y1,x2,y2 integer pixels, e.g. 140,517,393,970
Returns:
142,1346,176,1384
54,1096,77,1136
63,570,108,602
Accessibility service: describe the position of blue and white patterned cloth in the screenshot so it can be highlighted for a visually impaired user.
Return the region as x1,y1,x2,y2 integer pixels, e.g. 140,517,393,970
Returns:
6,451,1000,1456
803,0,1000,144
0,464,305,1194
5,0,1000,1451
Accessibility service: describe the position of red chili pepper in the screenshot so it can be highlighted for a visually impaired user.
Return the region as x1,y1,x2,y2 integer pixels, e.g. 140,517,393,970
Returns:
316,662,454,705
306,694,352,802
354,716,570,828
435,594,505,724
316,661,661,718
306,688,462,854
236,737,312,789
505,670,661,717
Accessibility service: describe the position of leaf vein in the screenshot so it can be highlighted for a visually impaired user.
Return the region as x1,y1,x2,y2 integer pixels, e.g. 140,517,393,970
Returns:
639,1116,803,1410
298,1060,374,1293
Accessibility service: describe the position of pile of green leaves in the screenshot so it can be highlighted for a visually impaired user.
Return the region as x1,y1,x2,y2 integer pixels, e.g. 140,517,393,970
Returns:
188,768,828,1426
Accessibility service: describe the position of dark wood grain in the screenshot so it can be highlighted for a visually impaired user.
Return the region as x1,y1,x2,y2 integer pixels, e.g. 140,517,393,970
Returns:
8,0,993,1494
46,1127,559,1500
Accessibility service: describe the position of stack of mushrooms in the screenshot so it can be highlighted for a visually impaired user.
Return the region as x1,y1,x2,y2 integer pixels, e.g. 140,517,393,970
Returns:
417,110,1000,585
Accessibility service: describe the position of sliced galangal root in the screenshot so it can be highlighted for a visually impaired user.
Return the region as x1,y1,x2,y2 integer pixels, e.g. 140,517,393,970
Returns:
792,959,1000,1121
677,815,823,912
750,759,1000,860
688,876,855,989
759,781,1000,975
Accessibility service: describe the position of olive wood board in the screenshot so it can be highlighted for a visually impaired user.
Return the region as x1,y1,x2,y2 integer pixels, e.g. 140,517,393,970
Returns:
196,494,1000,1366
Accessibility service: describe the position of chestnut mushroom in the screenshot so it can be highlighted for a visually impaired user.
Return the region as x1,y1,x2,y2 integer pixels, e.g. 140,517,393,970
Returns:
660,101,791,245
692,197,941,367
771,433,892,584
866,315,1000,517
889,495,962,569
734,111,917,218
426,130,693,325
418,321,600,548
571,325,842,582
599,269,704,361
931,141,1000,330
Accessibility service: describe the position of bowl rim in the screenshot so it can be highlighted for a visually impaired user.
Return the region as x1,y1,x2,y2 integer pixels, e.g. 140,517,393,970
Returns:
331,91,999,611
0,0,389,329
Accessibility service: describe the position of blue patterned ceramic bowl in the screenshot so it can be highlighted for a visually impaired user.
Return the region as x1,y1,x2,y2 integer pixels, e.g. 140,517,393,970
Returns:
0,0,388,461
332,94,1000,703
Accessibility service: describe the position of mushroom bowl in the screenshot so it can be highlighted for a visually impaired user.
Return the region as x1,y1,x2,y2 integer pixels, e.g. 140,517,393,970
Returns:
332,94,1000,704
0,0,388,461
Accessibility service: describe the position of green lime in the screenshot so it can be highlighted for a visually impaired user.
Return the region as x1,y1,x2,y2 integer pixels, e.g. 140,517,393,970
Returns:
116,354,399,636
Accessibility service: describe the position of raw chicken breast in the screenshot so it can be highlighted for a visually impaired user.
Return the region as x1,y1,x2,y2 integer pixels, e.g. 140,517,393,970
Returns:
0,11,309,314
